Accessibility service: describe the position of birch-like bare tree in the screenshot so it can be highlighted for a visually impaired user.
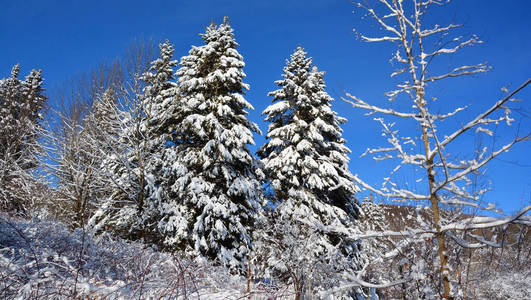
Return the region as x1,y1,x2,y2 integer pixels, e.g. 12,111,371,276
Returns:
340,0,530,298
43,39,155,228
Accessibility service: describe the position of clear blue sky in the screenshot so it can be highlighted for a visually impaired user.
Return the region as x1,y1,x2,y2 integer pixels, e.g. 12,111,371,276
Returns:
1,0,529,214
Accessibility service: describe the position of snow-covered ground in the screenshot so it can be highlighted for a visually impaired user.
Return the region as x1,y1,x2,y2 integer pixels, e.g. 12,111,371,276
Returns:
0,214,292,299
1,212,529,299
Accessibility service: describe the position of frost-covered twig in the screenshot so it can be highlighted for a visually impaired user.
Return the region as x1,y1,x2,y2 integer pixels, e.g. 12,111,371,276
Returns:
441,205,531,232
320,275,408,297
353,175,430,201
435,79,530,156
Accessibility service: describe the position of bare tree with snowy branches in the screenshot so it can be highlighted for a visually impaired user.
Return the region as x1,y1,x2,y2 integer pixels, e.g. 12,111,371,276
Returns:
340,0,530,298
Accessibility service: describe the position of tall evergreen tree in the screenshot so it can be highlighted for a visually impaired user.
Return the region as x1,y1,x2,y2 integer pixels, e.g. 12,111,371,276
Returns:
90,41,178,240
153,17,262,271
0,65,46,214
136,39,178,220
141,39,179,135
257,47,362,296
88,89,122,148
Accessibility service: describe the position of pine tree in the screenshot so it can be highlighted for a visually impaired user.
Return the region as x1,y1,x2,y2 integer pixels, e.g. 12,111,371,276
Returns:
81,89,121,224
153,17,262,271
0,65,24,162
88,89,122,149
257,47,362,296
141,39,179,136
0,65,46,214
90,41,178,240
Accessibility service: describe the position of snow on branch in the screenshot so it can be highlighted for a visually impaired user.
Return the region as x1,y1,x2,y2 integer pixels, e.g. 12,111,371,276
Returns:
353,228,436,239
423,35,482,58
446,232,487,249
343,93,420,119
419,23,462,38
432,105,468,120
357,1,401,37
435,135,528,191
353,174,430,201
362,35,401,42
466,232,504,248
434,78,530,156
424,63,489,82
440,205,531,232
320,276,408,296
438,197,498,213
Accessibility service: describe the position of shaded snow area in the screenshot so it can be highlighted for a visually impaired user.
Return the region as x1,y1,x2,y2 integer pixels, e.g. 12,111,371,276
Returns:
465,257,531,300
0,214,291,299
473,271,531,299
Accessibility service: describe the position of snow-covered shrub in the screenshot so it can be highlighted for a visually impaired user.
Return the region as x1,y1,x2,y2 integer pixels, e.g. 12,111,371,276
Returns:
0,213,294,299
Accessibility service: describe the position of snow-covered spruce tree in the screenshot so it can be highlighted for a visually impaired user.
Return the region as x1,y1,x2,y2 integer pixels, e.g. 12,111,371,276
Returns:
0,65,46,215
256,46,362,298
86,89,122,151
152,18,262,271
90,41,177,242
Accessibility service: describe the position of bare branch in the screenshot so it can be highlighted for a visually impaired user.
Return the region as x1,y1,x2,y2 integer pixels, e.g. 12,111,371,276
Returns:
441,205,531,232
424,63,489,82
434,78,530,156
353,174,430,200
343,93,420,119
436,135,528,191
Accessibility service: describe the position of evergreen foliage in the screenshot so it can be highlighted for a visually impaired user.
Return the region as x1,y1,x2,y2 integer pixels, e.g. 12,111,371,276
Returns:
90,41,178,240
257,46,362,295
153,17,262,271
0,65,46,215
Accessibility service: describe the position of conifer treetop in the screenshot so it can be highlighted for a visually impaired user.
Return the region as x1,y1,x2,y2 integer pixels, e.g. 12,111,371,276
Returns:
260,46,360,211
141,40,178,114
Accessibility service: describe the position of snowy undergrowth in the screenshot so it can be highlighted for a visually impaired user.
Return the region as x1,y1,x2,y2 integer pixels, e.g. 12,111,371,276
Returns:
464,246,531,300
472,270,531,299
0,214,290,299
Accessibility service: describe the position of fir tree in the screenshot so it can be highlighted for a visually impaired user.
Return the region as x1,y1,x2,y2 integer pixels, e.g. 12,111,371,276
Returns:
0,65,46,214
88,89,122,149
155,17,262,271
82,89,122,223
257,47,362,296
141,39,179,138
90,41,178,241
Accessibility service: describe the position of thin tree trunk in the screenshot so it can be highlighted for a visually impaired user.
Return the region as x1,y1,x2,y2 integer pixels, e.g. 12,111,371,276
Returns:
418,87,452,298
136,149,145,213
